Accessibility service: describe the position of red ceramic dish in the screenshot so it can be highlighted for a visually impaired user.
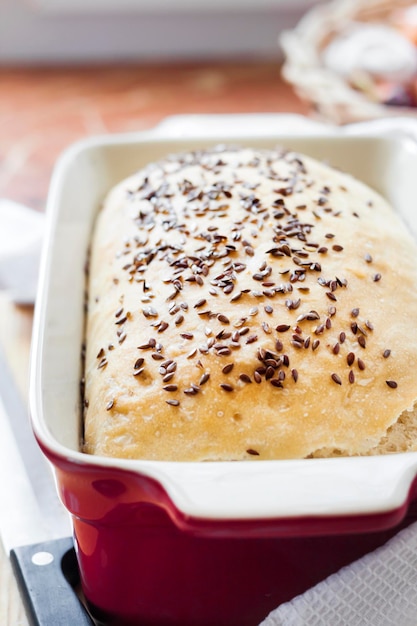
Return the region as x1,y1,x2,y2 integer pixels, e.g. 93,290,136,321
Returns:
30,115,417,625
36,445,417,626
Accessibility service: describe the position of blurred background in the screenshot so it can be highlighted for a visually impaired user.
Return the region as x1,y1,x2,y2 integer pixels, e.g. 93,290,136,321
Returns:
3,0,417,212
0,0,315,63
0,0,317,212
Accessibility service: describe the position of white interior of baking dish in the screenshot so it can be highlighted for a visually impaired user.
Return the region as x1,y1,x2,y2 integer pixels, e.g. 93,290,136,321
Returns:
30,115,417,520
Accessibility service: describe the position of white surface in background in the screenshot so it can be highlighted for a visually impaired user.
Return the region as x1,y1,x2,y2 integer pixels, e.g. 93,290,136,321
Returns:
30,0,316,13
0,200,44,304
0,391,71,554
0,0,317,62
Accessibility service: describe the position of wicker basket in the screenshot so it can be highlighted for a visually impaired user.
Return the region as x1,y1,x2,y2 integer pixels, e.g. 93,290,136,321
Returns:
280,0,417,124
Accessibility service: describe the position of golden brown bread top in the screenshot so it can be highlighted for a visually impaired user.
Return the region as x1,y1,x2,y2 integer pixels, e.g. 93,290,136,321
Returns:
83,146,417,461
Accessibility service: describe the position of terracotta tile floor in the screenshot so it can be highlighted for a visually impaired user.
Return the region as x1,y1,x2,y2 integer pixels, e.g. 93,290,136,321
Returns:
0,62,308,210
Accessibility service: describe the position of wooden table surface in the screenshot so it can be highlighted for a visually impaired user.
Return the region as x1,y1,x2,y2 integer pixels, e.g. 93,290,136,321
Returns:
0,61,308,624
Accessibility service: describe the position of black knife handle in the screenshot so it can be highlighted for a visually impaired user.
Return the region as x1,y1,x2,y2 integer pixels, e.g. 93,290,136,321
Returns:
10,536,94,626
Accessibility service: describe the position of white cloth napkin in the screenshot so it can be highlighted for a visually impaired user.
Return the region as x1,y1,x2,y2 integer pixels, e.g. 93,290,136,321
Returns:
0,199,44,304
260,521,417,626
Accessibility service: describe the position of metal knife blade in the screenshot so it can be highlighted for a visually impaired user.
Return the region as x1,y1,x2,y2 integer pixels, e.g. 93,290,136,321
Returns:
0,344,93,625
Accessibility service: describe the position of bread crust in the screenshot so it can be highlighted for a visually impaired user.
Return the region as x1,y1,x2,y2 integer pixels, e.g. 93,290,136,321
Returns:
83,146,417,460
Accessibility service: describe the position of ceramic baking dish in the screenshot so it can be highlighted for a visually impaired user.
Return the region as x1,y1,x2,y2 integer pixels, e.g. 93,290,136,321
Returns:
30,114,417,626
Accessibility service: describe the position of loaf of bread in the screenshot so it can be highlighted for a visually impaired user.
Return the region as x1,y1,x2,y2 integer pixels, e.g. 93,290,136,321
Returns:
83,146,417,461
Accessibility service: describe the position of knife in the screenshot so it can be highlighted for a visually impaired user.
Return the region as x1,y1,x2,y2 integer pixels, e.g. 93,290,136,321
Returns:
0,345,94,625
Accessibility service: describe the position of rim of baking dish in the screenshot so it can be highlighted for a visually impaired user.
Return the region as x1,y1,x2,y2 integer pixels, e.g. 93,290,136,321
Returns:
30,114,417,521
